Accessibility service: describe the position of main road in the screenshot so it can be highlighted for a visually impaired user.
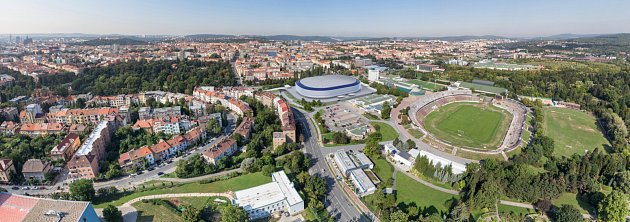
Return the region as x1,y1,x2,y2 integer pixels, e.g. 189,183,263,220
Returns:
293,108,369,222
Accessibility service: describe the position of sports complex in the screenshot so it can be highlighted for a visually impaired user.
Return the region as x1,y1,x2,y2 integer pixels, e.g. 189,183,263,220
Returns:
410,89,530,155
287,75,376,102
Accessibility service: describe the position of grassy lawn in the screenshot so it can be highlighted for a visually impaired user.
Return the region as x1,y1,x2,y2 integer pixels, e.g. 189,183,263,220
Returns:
456,149,505,161
369,172,532,220
424,102,510,149
372,158,394,183
133,196,230,222
95,172,270,208
407,79,445,91
543,107,610,157
404,124,424,139
134,201,184,222
395,171,456,212
363,113,380,120
551,193,596,214
371,121,398,141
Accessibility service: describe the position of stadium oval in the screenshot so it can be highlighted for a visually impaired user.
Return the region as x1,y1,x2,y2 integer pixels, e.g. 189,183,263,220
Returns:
295,75,362,99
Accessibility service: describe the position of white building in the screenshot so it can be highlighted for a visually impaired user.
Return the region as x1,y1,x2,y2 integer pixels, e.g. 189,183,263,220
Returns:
234,171,304,219
332,150,377,196
415,149,467,174
368,69,380,82
349,169,376,196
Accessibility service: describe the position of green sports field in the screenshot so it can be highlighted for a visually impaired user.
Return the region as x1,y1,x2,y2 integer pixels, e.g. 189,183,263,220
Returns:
423,102,511,149
543,107,610,157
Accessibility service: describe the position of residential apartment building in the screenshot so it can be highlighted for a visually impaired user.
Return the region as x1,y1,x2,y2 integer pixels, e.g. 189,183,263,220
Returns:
138,106,181,120
50,133,81,161
18,123,64,137
19,104,45,123
202,138,237,165
47,107,120,125
235,117,254,140
0,121,20,135
66,155,99,180
68,121,113,179
118,146,154,170
21,159,51,181
0,159,16,184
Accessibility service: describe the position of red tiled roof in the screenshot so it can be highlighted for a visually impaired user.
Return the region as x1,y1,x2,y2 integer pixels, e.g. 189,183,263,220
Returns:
149,141,171,154
202,138,236,159
0,193,38,222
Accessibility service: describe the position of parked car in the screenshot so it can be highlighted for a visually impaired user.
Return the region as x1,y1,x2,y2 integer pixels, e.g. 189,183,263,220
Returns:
21,187,29,190
157,172,164,176
11,186,19,190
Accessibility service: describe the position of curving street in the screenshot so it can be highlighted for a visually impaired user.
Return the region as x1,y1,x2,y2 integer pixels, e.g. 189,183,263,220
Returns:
293,108,369,222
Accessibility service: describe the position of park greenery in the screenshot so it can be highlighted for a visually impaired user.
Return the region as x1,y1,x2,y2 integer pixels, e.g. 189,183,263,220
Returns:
49,59,237,96
297,98,322,112
0,133,63,183
103,204,124,222
69,179,96,201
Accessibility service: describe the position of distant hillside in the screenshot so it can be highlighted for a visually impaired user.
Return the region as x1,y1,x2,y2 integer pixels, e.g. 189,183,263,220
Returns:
261,35,339,42
533,33,602,40
185,34,237,39
417,35,509,41
567,33,630,44
502,33,630,54
74,38,151,46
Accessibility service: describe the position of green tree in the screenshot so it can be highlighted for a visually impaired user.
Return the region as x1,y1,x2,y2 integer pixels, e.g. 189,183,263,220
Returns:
103,205,123,222
597,190,628,222
220,204,248,222
381,101,391,119
611,171,630,193
206,119,222,136
69,179,95,201
553,204,583,222
261,164,275,177
389,209,409,222
406,139,416,150
363,136,381,157
181,205,201,222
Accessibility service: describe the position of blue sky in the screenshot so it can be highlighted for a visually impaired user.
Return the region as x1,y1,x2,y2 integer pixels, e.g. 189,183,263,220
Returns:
1,0,629,37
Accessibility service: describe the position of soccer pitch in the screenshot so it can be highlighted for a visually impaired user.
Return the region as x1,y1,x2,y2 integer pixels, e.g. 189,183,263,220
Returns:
423,102,511,149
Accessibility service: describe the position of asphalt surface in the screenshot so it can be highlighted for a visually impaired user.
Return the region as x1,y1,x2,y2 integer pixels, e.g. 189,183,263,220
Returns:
293,108,368,222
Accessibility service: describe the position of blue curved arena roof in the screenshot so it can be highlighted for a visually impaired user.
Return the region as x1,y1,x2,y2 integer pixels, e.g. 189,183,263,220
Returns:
296,75,360,91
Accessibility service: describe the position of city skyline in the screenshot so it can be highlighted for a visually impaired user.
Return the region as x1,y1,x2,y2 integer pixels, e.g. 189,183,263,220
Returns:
2,0,630,38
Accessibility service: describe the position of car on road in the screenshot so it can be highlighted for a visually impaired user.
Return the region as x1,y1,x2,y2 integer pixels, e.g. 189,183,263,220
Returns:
157,172,164,176
136,171,143,175
21,187,29,190
11,186,19,190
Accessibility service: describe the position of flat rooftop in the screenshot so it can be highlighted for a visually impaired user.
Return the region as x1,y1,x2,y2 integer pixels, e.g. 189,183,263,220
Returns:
235,182,285,210
75,121,108,156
